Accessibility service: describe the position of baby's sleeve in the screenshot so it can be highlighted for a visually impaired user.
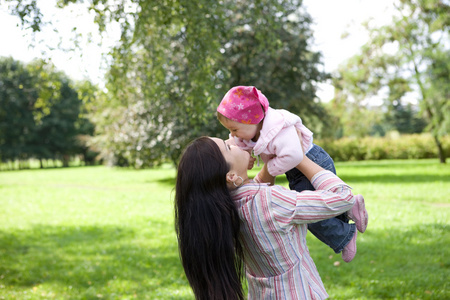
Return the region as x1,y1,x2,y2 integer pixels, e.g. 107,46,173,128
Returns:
266,126,304,176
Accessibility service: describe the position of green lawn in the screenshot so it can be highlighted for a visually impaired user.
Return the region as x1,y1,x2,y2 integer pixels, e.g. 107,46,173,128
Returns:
0,159,448,299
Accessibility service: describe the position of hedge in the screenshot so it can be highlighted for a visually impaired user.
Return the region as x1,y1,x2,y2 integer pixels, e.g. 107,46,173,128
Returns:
316,133,450,162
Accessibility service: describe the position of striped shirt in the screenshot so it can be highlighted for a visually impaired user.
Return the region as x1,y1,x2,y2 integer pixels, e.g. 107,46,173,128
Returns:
231,170,354,299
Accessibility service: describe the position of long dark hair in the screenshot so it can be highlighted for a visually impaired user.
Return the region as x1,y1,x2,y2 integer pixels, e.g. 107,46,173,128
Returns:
174,137,244,300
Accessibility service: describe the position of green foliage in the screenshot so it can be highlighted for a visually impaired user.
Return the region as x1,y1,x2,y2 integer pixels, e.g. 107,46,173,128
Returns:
318,133,450,162
0,57,97,167
0,57,36,162
0,160,449,299
324,100,387,138
2,0,329,167
218,4,329,125
3,0,42,32
96,0,328,167
384,101,428,134
425,47,450,137
332,0,449,162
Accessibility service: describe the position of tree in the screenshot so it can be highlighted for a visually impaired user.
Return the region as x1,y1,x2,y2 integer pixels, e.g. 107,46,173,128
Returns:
0,57,37,165
3,0,329,166
32,76,81,167
425,47,450,145
96,0,329,167
3,0,330,167
73,80,101,165
219,6,330,131
0,56,96,168
333,0,449,162
384,101,427,134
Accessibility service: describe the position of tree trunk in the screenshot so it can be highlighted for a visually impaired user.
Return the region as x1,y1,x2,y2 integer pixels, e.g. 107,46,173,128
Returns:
433,134,446,163
63,155,70,167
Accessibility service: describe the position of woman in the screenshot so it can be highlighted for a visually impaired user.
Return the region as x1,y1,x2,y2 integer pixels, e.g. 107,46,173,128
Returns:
174,136,366,300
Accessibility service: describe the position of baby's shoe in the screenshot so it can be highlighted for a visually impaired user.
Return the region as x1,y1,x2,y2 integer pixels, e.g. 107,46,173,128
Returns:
342,230,357,262
348,194,368,233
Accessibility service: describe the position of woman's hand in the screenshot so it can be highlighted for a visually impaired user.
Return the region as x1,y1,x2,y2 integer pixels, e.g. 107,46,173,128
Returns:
255,163,275,185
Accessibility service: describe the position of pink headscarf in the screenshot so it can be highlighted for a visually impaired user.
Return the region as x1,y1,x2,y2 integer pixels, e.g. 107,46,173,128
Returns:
217,86,270,124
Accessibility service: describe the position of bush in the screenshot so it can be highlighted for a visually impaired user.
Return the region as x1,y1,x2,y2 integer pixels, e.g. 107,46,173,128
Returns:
317,133,449,162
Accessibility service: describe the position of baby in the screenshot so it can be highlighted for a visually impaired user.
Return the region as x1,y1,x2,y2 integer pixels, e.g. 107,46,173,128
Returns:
217,85,368,262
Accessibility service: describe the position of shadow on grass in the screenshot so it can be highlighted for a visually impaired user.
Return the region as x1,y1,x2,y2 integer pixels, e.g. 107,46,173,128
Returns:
0,222,190,299
273,172,449,186
153,159,450,187
155,177,176,187
335,160,440,168
308,223,450,299
0,164,102,173
0,221,448,299
153,171,450,188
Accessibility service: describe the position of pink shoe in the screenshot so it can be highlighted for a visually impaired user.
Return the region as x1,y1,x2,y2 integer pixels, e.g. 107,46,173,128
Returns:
348,194,368,233
342,230,357,262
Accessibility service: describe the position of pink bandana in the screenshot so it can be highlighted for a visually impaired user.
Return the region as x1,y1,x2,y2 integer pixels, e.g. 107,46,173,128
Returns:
217,86,269,124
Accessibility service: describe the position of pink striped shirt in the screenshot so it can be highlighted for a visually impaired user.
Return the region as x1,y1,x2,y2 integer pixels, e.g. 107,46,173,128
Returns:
231,170,354,299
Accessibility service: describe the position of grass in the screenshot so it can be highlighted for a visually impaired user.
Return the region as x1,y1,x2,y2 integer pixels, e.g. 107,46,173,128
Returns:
0,159,449,299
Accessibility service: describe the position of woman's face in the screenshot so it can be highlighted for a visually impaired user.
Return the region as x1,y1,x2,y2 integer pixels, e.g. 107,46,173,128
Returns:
211,137,250,173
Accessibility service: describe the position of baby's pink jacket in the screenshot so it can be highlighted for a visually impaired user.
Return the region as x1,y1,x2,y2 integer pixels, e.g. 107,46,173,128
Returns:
232,107,314,176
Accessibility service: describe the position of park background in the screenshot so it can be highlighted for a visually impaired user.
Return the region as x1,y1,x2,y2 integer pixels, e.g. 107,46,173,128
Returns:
0,0,449,299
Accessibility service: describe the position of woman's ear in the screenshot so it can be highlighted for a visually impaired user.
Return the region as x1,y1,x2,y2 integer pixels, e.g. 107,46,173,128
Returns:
226,172,237,185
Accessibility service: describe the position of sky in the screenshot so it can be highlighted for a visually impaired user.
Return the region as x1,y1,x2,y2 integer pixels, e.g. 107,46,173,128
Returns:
0,0,395,102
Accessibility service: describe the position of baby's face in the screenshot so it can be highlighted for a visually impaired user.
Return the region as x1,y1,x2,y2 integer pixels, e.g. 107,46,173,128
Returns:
220,118,259,141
